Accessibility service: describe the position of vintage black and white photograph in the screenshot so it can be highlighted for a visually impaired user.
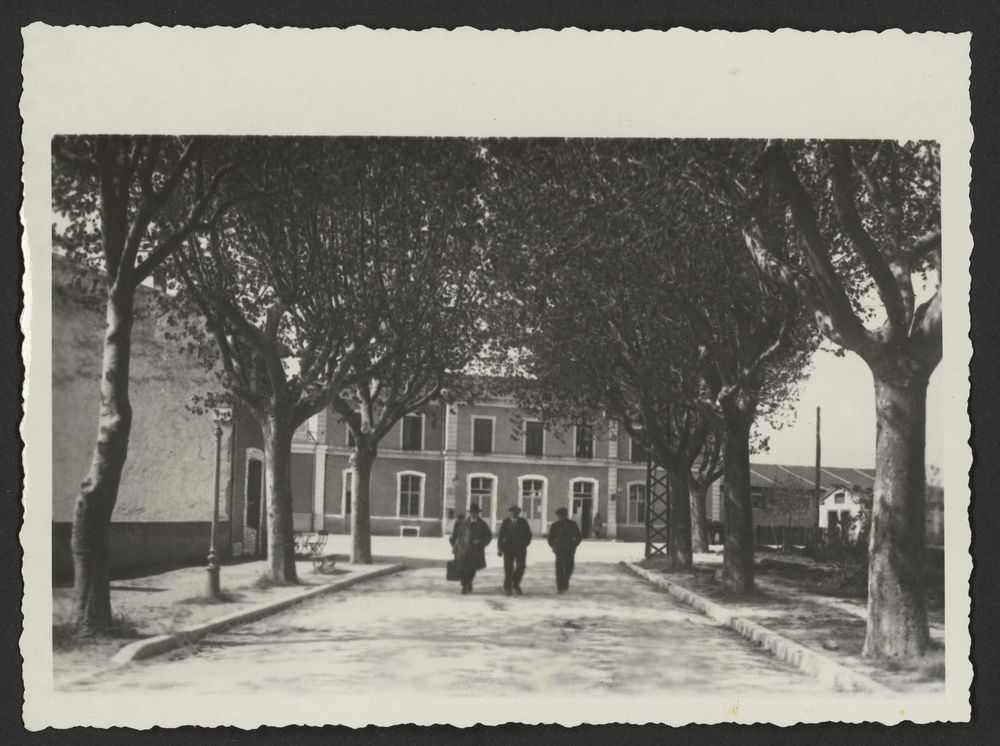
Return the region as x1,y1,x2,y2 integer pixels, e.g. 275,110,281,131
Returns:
20,27,973,728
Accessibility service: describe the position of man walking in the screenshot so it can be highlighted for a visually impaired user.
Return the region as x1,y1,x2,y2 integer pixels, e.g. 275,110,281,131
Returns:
547,506,582,593
450,503,492,594
497,504,533,596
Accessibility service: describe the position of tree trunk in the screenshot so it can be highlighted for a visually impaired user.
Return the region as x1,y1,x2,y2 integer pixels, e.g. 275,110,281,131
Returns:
863,371,931,659
262,414,297,583
690,481,711,553
721,399,756,593
351,441,377,564
667,466,693,569
257,477,268,560
71,284,135,634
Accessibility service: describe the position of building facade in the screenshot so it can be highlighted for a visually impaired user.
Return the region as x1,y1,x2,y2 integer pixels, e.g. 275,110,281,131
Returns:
744,463,876,529
228,401,952,553
225,396,726,551
742,462,943,547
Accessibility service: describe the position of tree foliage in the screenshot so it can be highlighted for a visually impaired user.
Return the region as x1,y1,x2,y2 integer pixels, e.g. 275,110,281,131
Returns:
687,139,941,371
485,138,816,579
171,140,390,425
53,136,257,288
321,139,495,563
331,137,494,442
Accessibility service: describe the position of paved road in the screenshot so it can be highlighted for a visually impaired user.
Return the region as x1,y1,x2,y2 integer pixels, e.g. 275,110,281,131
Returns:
71,560,844,696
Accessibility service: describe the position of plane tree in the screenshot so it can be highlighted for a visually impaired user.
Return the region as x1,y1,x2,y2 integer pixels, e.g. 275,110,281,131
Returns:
170,139,399,582
324,139,493,564
691,139,941,658
681,220,815,591
52,135,257,634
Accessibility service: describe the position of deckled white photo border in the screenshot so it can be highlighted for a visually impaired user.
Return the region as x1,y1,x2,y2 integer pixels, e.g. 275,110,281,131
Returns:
20,25,973,728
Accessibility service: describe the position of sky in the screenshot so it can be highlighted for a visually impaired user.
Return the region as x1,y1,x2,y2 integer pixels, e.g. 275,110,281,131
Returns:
754,347,944,472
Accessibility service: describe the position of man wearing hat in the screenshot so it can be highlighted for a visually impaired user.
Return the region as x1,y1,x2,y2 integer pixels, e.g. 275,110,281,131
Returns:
497,504,533,596
547,507,583,593
450,503,493,594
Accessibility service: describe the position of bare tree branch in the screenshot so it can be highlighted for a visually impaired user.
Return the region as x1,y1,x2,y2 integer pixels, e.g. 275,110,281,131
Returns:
53,141,100,174
716,319,787,405
134,179,263,285
827,142,907,337
906,287,942,370
911,229,942,263
760,141,879,362
151,138,199,205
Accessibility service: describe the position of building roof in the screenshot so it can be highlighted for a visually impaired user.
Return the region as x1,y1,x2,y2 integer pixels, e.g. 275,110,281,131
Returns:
748,463,875,492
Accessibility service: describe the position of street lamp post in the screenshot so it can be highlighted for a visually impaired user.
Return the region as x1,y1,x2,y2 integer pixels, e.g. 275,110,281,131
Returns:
206,408,229,600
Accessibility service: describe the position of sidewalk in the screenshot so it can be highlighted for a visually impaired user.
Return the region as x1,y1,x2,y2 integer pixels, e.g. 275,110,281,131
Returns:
630,558,946,694
53,558,400,687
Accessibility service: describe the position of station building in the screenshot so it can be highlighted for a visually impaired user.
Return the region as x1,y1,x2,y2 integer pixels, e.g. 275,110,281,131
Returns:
226,397,687,557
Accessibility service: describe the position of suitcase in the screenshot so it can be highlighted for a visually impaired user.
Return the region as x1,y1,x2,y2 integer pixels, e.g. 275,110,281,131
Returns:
446,560,460,581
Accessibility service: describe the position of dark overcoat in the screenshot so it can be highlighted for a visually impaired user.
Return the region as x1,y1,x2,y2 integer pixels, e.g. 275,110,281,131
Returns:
498,516,533,553
547,518,582,554
452,515,493,572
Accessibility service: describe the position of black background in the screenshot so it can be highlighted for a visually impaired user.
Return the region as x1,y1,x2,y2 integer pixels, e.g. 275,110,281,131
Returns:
3,1,998,743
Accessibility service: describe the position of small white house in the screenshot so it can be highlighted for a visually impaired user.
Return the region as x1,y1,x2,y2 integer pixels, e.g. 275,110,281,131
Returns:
818,486,871,542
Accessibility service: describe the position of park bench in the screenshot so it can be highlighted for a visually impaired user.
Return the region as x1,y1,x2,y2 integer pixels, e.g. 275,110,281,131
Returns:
293,531,337,572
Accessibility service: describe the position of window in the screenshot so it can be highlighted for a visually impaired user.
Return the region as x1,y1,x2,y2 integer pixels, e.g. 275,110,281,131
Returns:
630,434,647,463
573,480,595,500
473,417,493,453
469,476,494,519
400,526,420,537
575,425,594,459
399,473,423,517
751,489,764,509
834,492,846,504
402,414,424,451
525,420,544,456
342,469,354,515
628,483,646,524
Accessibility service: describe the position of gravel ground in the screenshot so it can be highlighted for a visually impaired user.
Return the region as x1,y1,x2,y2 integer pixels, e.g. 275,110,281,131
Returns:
52,558,391,687
66,559,853,698
654,567,946,694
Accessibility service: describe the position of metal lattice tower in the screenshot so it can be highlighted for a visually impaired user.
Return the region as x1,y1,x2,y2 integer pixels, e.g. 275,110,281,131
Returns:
645,456,670,559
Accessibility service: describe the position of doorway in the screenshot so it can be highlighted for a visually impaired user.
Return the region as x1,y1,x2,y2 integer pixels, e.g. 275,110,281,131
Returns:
469,475,496,530
572,480,595,538
245,454,266,557
520,478,545,535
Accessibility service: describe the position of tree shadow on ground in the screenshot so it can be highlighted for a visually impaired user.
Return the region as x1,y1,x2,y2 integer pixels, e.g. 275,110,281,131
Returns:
365,554,449,570
177,591,244,605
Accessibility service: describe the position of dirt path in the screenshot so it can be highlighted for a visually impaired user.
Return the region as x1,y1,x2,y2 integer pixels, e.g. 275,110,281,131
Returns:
67,561,856,696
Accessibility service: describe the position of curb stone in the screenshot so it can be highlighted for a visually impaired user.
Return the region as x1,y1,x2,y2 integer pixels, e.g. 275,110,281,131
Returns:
110,564,405,666
621,562,893,695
